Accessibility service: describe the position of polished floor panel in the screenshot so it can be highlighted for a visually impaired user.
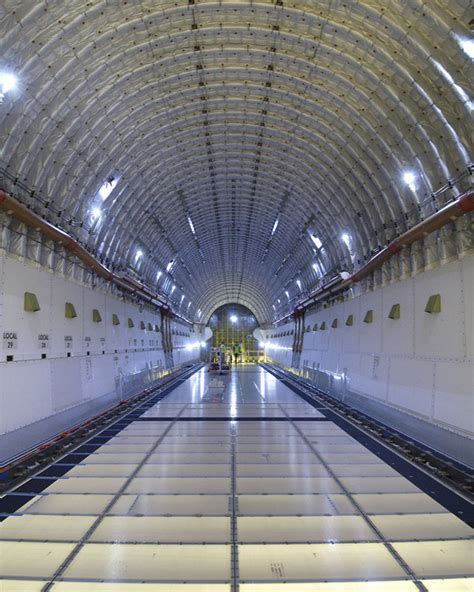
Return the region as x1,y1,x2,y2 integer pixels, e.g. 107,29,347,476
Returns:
237,515,377,542
238,543,406,580
236,463,329,477
89,516,231,543
138,462,232,477
109,494,231,516
42,476,129,494
62,544,231,581
21,494,114,515
125,476,231,494
0,514,96,541
237,493,357,515
0,541,76,578
236,476,343,494
354,493,451,515
83,452,147,464
238,583,419,591
1,365,471,590
52,585,231,592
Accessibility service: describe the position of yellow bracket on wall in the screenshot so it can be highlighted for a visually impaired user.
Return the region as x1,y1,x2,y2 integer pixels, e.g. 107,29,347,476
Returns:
140,320,146,330
320,321,326,330
112,313,120,326
346,314,354,326
425,294,441,313
331,318,338,328
65,302,77,319
389,303,401,319
92,309,102,323
128,318,135,328
24,292,40,312
363,310,373,323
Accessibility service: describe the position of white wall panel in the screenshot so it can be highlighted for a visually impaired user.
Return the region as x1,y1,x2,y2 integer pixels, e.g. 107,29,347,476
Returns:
381,281,415,357
414,262,464,359
50,357,83,412
0,252,199,452
434,362,474,434
387,358,434,418
51,276,84,357
342,298,360,354
359,290,383,354
357,353,389,402
267,254,474,447
0,360,53,433
3,258,52,359
462,255,474,359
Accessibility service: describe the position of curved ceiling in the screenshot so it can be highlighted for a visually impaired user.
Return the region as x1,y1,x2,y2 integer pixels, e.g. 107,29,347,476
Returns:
0,1,472,325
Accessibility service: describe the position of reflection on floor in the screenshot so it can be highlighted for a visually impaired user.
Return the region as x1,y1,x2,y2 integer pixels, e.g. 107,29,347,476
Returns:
0,366,472,591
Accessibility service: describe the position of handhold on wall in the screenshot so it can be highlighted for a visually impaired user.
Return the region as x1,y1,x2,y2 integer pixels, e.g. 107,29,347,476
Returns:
313,323,318,331
147,322,153,331
320,321,326,330
65,302,77,319
128,318,134,328
331,318,338,328
346,314,354,326
425,294,441,313
363,310,373,323
112,313,120,326
388,304,401,320
24,291,40,312
140,320,146,330
92,308,102,323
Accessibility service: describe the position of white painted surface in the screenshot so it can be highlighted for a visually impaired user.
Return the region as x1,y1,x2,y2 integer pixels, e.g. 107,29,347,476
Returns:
267,254,474,443
0,253,200,443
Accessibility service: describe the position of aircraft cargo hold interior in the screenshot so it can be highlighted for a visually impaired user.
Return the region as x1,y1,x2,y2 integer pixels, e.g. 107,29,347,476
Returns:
0,1,473,590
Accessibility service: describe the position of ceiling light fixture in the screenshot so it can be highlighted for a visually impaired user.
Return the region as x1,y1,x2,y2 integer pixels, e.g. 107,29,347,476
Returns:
0,72,17,102
271,215,280,236
402,170,417,191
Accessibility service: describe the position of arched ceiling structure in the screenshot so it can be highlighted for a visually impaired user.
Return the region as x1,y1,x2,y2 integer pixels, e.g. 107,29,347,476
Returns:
0,1,472,325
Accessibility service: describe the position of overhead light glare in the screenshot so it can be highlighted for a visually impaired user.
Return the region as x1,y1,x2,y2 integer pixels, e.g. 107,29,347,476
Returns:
91,207,101,220
458,37,474,59
98,176,118,200
296,279,302,290
341,233,351,248
188,216,196,235
166,260,174,272
271,215,280,236
311,235,322,249
230,314,238,323
402,170,418,191
0,72,17,95
285,290,290,300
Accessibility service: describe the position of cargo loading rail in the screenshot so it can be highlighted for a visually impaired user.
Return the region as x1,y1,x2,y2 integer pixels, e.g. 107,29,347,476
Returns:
262,363,473,514
0,363,203,492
